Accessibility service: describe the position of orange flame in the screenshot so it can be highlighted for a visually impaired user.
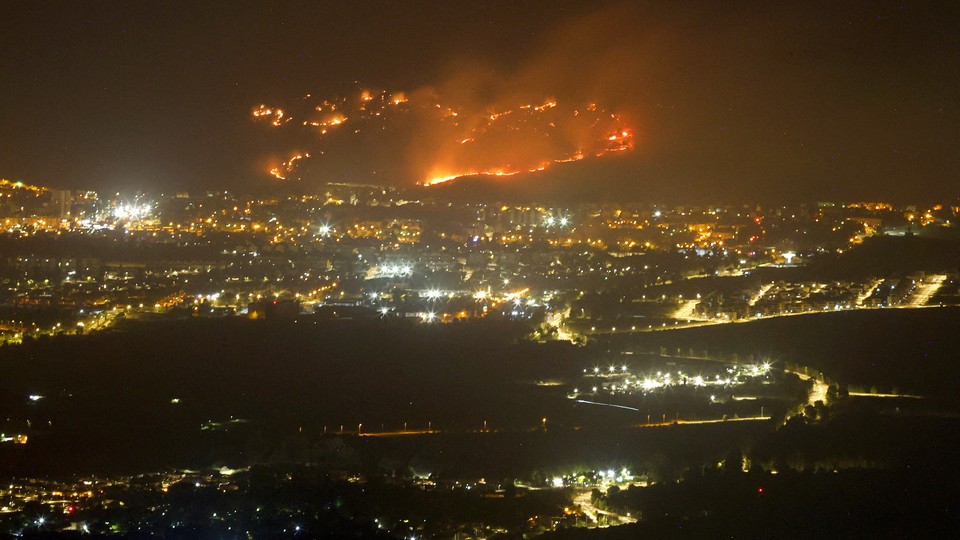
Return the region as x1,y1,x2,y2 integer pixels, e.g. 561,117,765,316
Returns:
252,85,635,184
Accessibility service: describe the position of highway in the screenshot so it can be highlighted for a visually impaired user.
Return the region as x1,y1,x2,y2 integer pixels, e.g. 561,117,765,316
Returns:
349,414,772,439
848,391,923,399
576,301,952,337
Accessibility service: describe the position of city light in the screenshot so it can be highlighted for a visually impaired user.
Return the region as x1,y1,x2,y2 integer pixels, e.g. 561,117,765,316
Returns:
0,4,955,537
112,203,152,221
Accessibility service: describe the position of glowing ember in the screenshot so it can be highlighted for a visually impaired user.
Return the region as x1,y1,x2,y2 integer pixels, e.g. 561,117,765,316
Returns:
251,85,634,185
269,152,310,180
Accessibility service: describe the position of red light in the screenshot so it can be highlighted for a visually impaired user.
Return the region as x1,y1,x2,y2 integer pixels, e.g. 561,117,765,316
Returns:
757,487,763,494
66,505,75,513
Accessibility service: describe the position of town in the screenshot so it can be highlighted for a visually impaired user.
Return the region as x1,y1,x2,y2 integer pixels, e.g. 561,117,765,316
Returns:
2,177,959,537
2,179,957,345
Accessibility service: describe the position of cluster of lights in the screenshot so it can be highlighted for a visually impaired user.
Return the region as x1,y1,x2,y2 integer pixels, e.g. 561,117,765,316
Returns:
543,215,570,228
378,264,413,278
576,362,773,397
112,203,152,221
550,468,634,488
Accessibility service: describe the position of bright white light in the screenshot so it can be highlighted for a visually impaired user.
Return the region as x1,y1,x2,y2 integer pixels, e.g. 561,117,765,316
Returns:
423,289,443,299
112,203,152,221
28,395,43,402
380,263,413,278
653,210,662,218
318,224,331,235
422,312,436,322
559,217,569,227
551,477,564,488
545,216,556,226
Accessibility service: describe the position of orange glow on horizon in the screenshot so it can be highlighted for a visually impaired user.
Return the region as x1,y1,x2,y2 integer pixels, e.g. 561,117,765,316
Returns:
253,86,635,184
422,126,633,186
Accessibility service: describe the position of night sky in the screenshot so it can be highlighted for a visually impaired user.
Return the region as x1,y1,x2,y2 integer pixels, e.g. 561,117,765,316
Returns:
1,1,958,202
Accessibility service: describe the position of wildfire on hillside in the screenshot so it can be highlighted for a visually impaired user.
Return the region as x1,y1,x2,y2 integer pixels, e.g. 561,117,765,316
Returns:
251,85,634,186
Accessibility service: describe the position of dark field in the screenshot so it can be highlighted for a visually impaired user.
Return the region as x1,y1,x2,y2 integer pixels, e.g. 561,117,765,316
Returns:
3,308,960,481
603,306,960,397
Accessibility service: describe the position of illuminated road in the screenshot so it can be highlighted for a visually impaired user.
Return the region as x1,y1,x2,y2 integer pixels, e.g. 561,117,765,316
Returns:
1,308,123,345
575,399,640,412
856,278,884,306
581,302,951,337
685,268,746,279
848,391,923,399
671,299,709,321
343,414,772,439
548,307,576,342
360,429,439,437
748,283,775,307
634,416,771,428
907,274,946,307
573,489,637,526
575,399,770,425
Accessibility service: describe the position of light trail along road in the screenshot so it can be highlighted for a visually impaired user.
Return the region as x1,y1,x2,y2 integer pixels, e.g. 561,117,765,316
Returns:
573,489,637,526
